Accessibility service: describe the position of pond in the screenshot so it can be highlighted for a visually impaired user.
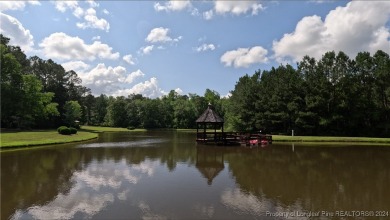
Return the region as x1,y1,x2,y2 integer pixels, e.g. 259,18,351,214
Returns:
1,131,390,219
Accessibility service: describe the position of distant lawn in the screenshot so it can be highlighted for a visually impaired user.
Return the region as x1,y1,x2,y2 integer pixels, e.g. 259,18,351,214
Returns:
80,125,146,132
0,130,98,148
273,135,390,143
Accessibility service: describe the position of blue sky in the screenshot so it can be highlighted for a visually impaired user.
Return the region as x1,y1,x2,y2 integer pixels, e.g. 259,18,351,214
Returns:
1,1,389,98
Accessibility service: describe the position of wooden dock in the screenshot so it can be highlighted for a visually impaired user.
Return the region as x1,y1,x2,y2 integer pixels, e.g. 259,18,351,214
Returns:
196,132,272,146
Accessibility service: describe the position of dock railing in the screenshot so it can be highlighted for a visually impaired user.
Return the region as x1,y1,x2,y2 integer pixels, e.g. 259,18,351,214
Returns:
196,131,272,145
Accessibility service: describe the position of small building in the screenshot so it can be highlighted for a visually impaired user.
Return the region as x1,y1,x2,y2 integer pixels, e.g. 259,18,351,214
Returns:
195,103,273,146
195,103,225,144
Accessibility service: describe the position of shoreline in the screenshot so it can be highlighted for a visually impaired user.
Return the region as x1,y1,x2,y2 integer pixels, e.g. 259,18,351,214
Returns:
1,127,389,150
0,126,147,151
272,135,390,144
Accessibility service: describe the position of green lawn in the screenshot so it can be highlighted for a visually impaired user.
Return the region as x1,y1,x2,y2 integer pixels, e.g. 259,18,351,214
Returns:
0,130,98,148
273,135,390,143
80,125,146,132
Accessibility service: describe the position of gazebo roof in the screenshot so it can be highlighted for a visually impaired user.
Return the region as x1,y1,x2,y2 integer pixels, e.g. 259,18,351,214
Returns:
196,162,225,185
196,103,224,123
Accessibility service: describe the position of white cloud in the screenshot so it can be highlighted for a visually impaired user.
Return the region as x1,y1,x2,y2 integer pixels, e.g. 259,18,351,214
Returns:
87,0,99,8
203,10,214,20
174,88,183,95
221,46,268,68
76,8,110,32
140,45,154,55
80,64,124,95
214,1,264,16
123,54,136,65
103,9,109,15
273,1,390,62
195,43,216,52
146,27,172,43
54,1,79,13
61,61,91,73
113,77,167,98
92,35,101,41
76,64,145,95
0,13,34,52
0,1,40,12
145,27,181,44
125,69,145,83
53,1,109,31
154,1,191,12
39,32,119,61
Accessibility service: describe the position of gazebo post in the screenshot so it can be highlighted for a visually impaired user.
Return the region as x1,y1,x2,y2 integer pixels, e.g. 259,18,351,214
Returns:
203,122,206,141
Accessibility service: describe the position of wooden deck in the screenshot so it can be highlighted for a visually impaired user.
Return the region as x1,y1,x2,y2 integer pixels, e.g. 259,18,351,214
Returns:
196,132,272,146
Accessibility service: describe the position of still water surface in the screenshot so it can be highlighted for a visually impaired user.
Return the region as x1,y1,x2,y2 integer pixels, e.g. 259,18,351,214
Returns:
1,131,390,219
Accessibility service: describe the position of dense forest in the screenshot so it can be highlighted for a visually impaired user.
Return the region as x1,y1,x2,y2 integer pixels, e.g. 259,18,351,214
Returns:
1,34,389,137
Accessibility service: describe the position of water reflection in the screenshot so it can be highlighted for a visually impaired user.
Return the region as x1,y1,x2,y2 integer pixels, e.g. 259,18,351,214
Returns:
10,159,159,219
196,146,225,185
1,131,390,219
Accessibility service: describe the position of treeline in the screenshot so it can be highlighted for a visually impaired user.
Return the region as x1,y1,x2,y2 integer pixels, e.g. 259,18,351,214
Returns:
1,35,88,128
228,50,390,137
0,34,225,130
1,34,389,137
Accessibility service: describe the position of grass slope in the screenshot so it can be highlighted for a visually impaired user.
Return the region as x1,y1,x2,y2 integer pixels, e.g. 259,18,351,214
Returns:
80,125,146,132
0,130,98,148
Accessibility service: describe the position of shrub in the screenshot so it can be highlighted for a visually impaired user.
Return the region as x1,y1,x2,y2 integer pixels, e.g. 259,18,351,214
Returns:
69,127,78,134
57,126,68,134
127,126,135,130
60,127,71,135
57,126,72,135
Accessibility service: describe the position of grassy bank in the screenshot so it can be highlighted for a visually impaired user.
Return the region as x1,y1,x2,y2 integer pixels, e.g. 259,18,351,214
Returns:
80,125,146,132
0,130,98,149
273,135,390,143
0,125,147,149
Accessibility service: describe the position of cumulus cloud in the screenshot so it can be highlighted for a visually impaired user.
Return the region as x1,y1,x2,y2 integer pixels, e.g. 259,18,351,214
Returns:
113,77,167,98
139,45,154,55
203,10,214,20
195,43,216,52
76,8,110,32
124,69,145,83
154,1,191,12
221,46,268,68
53,1,84,18
123,54,137,65
0,1,40,12
54,1,109,31
145,27,181,43
39,32,119,61
0,13,34,52
273,1,390,62
174,88,183,95
79,64,145,95
214,1,264,16
61,61,91,73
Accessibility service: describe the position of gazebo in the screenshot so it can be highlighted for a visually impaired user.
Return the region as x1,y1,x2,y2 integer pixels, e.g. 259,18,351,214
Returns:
196,103,224,144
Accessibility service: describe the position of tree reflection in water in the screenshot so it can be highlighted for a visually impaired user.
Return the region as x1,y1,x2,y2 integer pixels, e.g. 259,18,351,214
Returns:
2,131,390,219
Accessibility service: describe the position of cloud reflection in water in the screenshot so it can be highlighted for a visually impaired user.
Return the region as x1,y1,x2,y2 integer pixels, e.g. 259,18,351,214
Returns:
12,159,157,219
78,138,167,148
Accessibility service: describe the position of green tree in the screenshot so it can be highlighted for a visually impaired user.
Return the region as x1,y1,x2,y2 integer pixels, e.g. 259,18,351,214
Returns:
0,43,23,127
19,75,59,128
63,101,81,127
94,94,108,125
105,97,128,127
